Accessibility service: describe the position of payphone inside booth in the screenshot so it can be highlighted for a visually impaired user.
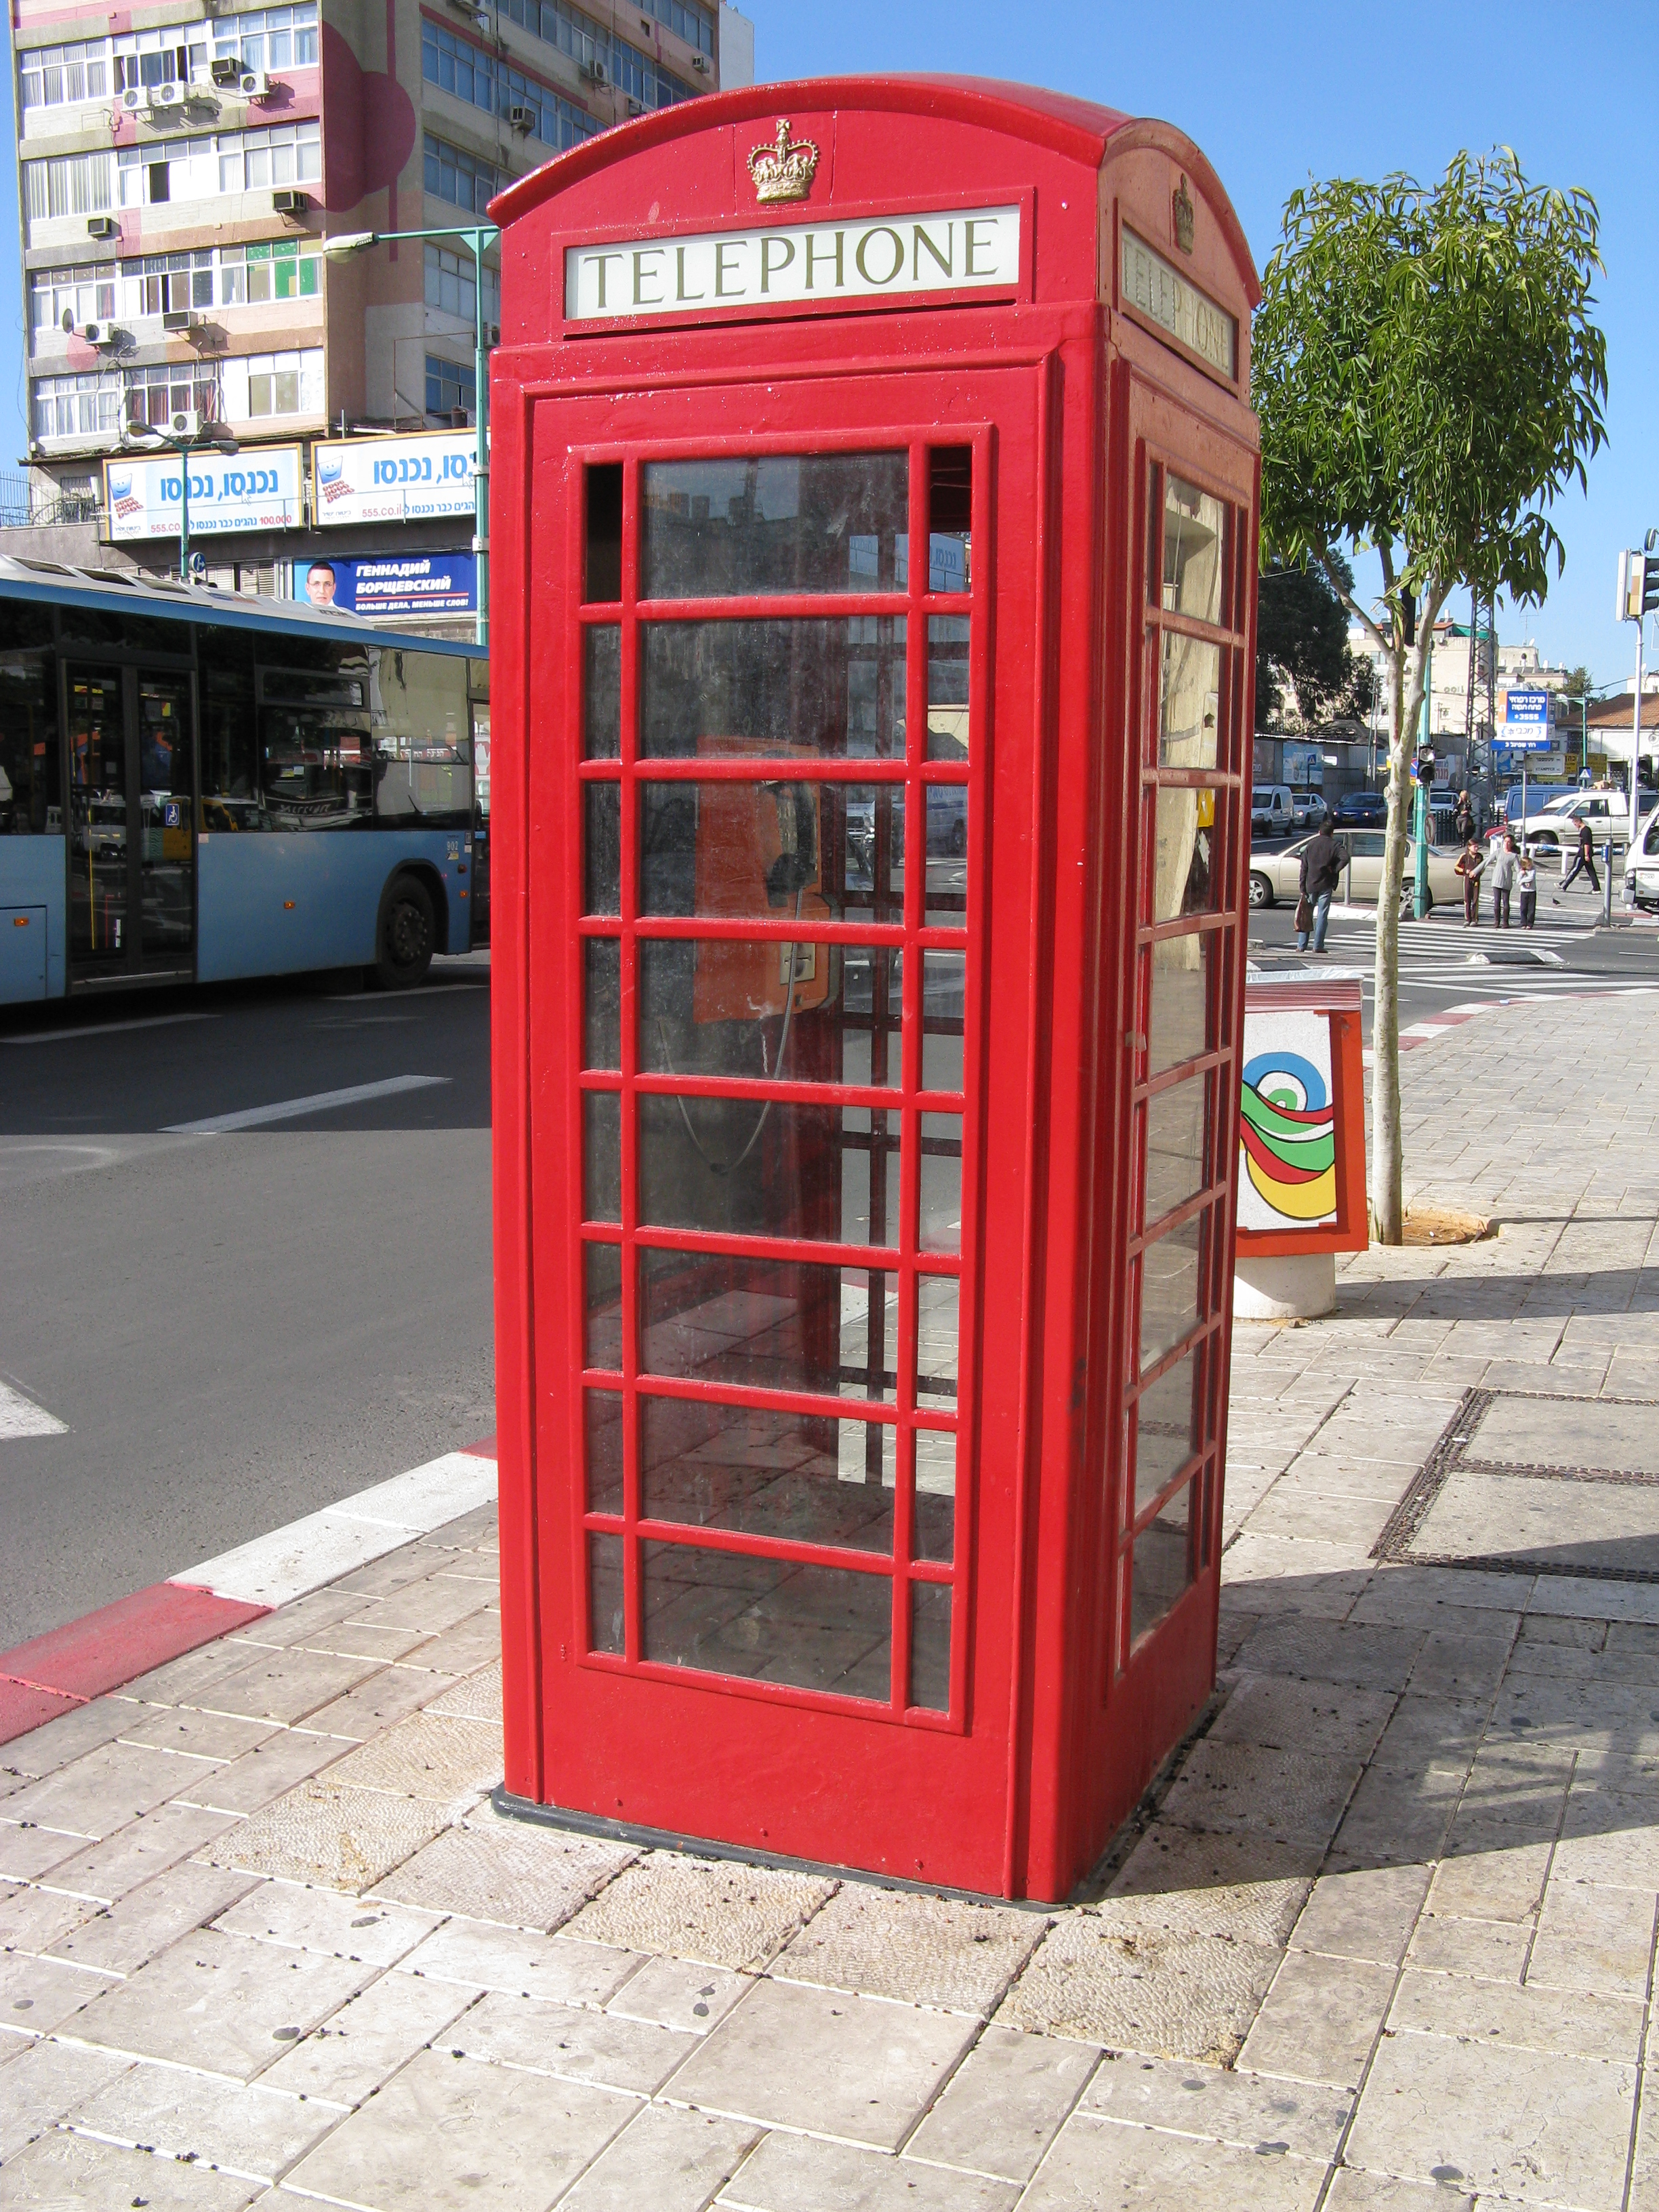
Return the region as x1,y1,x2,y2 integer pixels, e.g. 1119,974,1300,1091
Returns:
490,79,1261,1902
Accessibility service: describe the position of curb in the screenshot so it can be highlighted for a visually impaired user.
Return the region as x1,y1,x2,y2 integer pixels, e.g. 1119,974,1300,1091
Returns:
0,1437,499,1748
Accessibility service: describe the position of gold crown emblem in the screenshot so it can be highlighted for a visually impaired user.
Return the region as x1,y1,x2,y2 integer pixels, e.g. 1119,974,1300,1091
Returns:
748,119,819,205
1172,173,1195,255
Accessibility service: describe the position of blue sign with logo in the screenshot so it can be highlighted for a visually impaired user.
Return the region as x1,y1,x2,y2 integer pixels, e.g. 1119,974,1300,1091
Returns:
1500,687,1554,753
297,554,476,620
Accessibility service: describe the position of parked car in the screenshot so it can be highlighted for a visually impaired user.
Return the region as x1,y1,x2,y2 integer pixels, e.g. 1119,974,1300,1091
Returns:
1624,810,1659,910
1332,790,1387,828
1251,784,1296,838
1516,790,1647,855
1248,829,1463,911
1289,790,1323,832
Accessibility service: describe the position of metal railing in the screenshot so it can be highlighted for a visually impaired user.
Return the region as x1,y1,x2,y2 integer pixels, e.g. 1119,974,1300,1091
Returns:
0,474,104,530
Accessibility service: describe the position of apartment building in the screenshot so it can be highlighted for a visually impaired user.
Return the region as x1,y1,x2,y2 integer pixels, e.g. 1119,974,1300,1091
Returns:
12,0,753,623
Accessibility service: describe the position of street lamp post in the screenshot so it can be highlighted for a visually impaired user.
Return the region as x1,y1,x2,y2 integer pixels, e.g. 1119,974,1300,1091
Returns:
122,417,237,581
325,224,498,648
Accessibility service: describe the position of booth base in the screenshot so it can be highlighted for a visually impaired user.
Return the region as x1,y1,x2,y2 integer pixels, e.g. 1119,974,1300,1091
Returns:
489,1786,1055,1910
1233,1249,1338,1321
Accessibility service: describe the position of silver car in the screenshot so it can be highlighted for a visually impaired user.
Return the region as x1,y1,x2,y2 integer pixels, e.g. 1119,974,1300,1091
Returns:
1248,830,1464,911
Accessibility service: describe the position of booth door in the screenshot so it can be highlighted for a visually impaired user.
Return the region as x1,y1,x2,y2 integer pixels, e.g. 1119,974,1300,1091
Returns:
1108,381,1256,1757
529,369,1036,1888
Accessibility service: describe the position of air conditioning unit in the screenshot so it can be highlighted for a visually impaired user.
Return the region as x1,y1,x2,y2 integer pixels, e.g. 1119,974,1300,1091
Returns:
239,70,271,98
210,55,242,86
120,86,146,112
170,409,201,437
507,101,536,132
87,216,120,240
148,80,184,109
625,95,644,116
485,323,501,346
581,56,609,87
162,310,208,337
83,323,121,348
690,53,710,73
272,188,310,213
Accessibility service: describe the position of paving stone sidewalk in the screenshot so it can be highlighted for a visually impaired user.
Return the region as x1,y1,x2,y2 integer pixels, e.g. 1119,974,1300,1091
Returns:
4,991,1659,2211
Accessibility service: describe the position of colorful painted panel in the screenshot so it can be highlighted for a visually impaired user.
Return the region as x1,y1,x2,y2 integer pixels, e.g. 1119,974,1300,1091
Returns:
1237,1007,1337,1231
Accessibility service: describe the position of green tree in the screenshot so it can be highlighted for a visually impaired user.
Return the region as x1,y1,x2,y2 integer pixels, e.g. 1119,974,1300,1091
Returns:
1256,554,1372,729
1253,149,1606,1241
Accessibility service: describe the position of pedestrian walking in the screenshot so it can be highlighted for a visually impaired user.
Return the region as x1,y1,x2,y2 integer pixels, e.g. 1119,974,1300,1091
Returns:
1517,850,1538,929
1488,833,1519,928
1452,789,1476,844
1559,816,1601,897
1455,835,1486,925
1295,812,1348,953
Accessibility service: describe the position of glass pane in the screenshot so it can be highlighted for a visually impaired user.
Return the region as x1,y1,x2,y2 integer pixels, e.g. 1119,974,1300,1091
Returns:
583,938,621,1068
1131,1479,1193,1645
640,1397,895,1553
1158,634,1221,769
916,1274,959,1408
67,670,128,970
585,462,621,603
639,939,901,1088
920,1113,962,1254
1140,1211,1206,1370
583,1243,623,1371
1162,474,1226,626
588,1532,624,1653
583,781,621,914
1148,931,1214,1073
583,625,621,758
641,454,908,598
1144,1074,1210,1228
1151,786,1221,920
926,615,970,760
922,949,965,1093
640,1248,897,1404
1134,1347,1202,1517
924,785,968,891
909,1580,951,1711
138,678,193,958
583,1090,621,1223
638,1097,900,1248
926,447,972,594
586,1389,623,1511
641,779,903,920
640,619,904,759
642,1541,892,1699
914,1432,956,1562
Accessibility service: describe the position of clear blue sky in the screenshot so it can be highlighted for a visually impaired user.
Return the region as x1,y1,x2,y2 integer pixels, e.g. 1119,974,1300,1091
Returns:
1,2,1651,689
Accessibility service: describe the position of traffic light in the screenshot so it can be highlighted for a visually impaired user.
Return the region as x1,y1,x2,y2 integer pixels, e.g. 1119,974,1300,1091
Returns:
1618,550,1659,620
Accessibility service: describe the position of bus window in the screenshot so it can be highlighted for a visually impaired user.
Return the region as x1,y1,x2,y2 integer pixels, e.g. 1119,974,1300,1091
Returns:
0,649,58,835
369,645,471,829
199,625,261,831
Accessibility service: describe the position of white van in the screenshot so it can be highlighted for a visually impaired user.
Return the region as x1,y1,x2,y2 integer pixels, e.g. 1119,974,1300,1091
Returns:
1251,785,1295,838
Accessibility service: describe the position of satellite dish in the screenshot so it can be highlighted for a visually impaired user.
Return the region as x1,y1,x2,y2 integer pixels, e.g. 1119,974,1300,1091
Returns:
61,308,75,333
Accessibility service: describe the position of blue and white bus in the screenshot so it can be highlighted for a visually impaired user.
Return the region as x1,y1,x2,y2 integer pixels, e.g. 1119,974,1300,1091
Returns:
0,560,487,1006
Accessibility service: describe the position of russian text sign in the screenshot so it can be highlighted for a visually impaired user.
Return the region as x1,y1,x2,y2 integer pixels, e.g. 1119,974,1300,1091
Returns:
296,552,476,619
104,446,303,541
565,205,1021,323
312,432,478,529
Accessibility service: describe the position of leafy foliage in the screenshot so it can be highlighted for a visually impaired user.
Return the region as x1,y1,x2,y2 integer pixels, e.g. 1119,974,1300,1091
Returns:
1256,554,1374,727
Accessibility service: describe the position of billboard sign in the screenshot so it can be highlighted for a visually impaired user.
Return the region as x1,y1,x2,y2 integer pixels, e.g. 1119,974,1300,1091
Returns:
296,552,476,620
104,446,304,540
311,432,477,528
1500,687,1554,753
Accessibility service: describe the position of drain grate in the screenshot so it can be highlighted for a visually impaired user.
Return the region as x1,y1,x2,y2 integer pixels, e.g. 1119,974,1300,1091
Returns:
1373,1387,1659,1583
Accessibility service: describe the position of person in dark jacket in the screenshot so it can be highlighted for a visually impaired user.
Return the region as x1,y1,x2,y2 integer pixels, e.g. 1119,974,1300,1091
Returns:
1559,815,1601,896
1452,790,1476,844
1296,815,1349,952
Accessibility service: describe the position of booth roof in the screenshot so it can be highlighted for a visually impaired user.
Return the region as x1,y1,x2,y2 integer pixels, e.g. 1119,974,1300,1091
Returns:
488,74,1255,302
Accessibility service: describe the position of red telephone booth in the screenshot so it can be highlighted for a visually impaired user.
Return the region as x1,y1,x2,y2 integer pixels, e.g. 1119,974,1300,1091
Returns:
489,77,1261,1902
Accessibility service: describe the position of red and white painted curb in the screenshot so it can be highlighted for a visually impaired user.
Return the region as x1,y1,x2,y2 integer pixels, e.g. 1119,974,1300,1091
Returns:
1362,998,1508,1067
0,1437,497,1747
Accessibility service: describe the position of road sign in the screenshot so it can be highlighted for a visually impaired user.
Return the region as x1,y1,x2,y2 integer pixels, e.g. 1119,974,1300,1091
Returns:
1501,687,1553,751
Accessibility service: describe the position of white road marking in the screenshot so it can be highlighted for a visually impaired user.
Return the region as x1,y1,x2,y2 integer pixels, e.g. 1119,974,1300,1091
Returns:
165,1074,450,1134
324,980,489,1002
0,1379,67,1438
3,1011,218,1046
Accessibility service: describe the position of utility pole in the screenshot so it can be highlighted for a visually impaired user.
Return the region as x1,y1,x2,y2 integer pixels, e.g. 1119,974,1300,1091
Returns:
1617,537,1657,908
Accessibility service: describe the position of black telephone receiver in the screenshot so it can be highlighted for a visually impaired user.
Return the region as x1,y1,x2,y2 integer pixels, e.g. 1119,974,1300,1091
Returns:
764,780,818,907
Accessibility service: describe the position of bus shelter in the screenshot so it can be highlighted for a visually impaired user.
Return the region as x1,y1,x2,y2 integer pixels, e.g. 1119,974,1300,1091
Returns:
488,77,1261,1901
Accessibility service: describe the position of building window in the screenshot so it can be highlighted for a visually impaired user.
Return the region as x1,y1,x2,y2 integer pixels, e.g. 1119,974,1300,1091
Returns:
20,39,110,111
111,28,209,92
222,347,323,418
426,352,476,420
637,0,714,56
423,133,502,215
424,241,499,327
24,150,115,222
117,137,220,208
128,249,216,316
31,371,123,441
30,263,117,333
218,239,321,304
124,360,222,428
495,0,697,106
420,21,597,153
218,120,321,191
211,5,319,73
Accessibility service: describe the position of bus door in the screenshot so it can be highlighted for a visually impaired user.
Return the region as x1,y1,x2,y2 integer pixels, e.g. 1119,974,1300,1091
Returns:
65,665,196,987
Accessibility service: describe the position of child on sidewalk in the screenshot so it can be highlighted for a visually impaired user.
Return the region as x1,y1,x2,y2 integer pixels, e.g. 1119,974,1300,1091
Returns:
1455,836,1486,926
1517,850,1538,929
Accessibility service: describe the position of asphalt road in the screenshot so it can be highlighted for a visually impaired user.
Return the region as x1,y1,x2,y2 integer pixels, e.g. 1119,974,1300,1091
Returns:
0,958,493,1650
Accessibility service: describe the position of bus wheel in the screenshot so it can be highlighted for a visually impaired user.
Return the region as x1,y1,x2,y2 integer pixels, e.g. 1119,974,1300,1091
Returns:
375,875,436,989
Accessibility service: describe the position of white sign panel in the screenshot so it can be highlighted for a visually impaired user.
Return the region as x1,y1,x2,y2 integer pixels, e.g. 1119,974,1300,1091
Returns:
104,446,303,541
312,432,478,529
565,205,1021,323
1121,230,1237,380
